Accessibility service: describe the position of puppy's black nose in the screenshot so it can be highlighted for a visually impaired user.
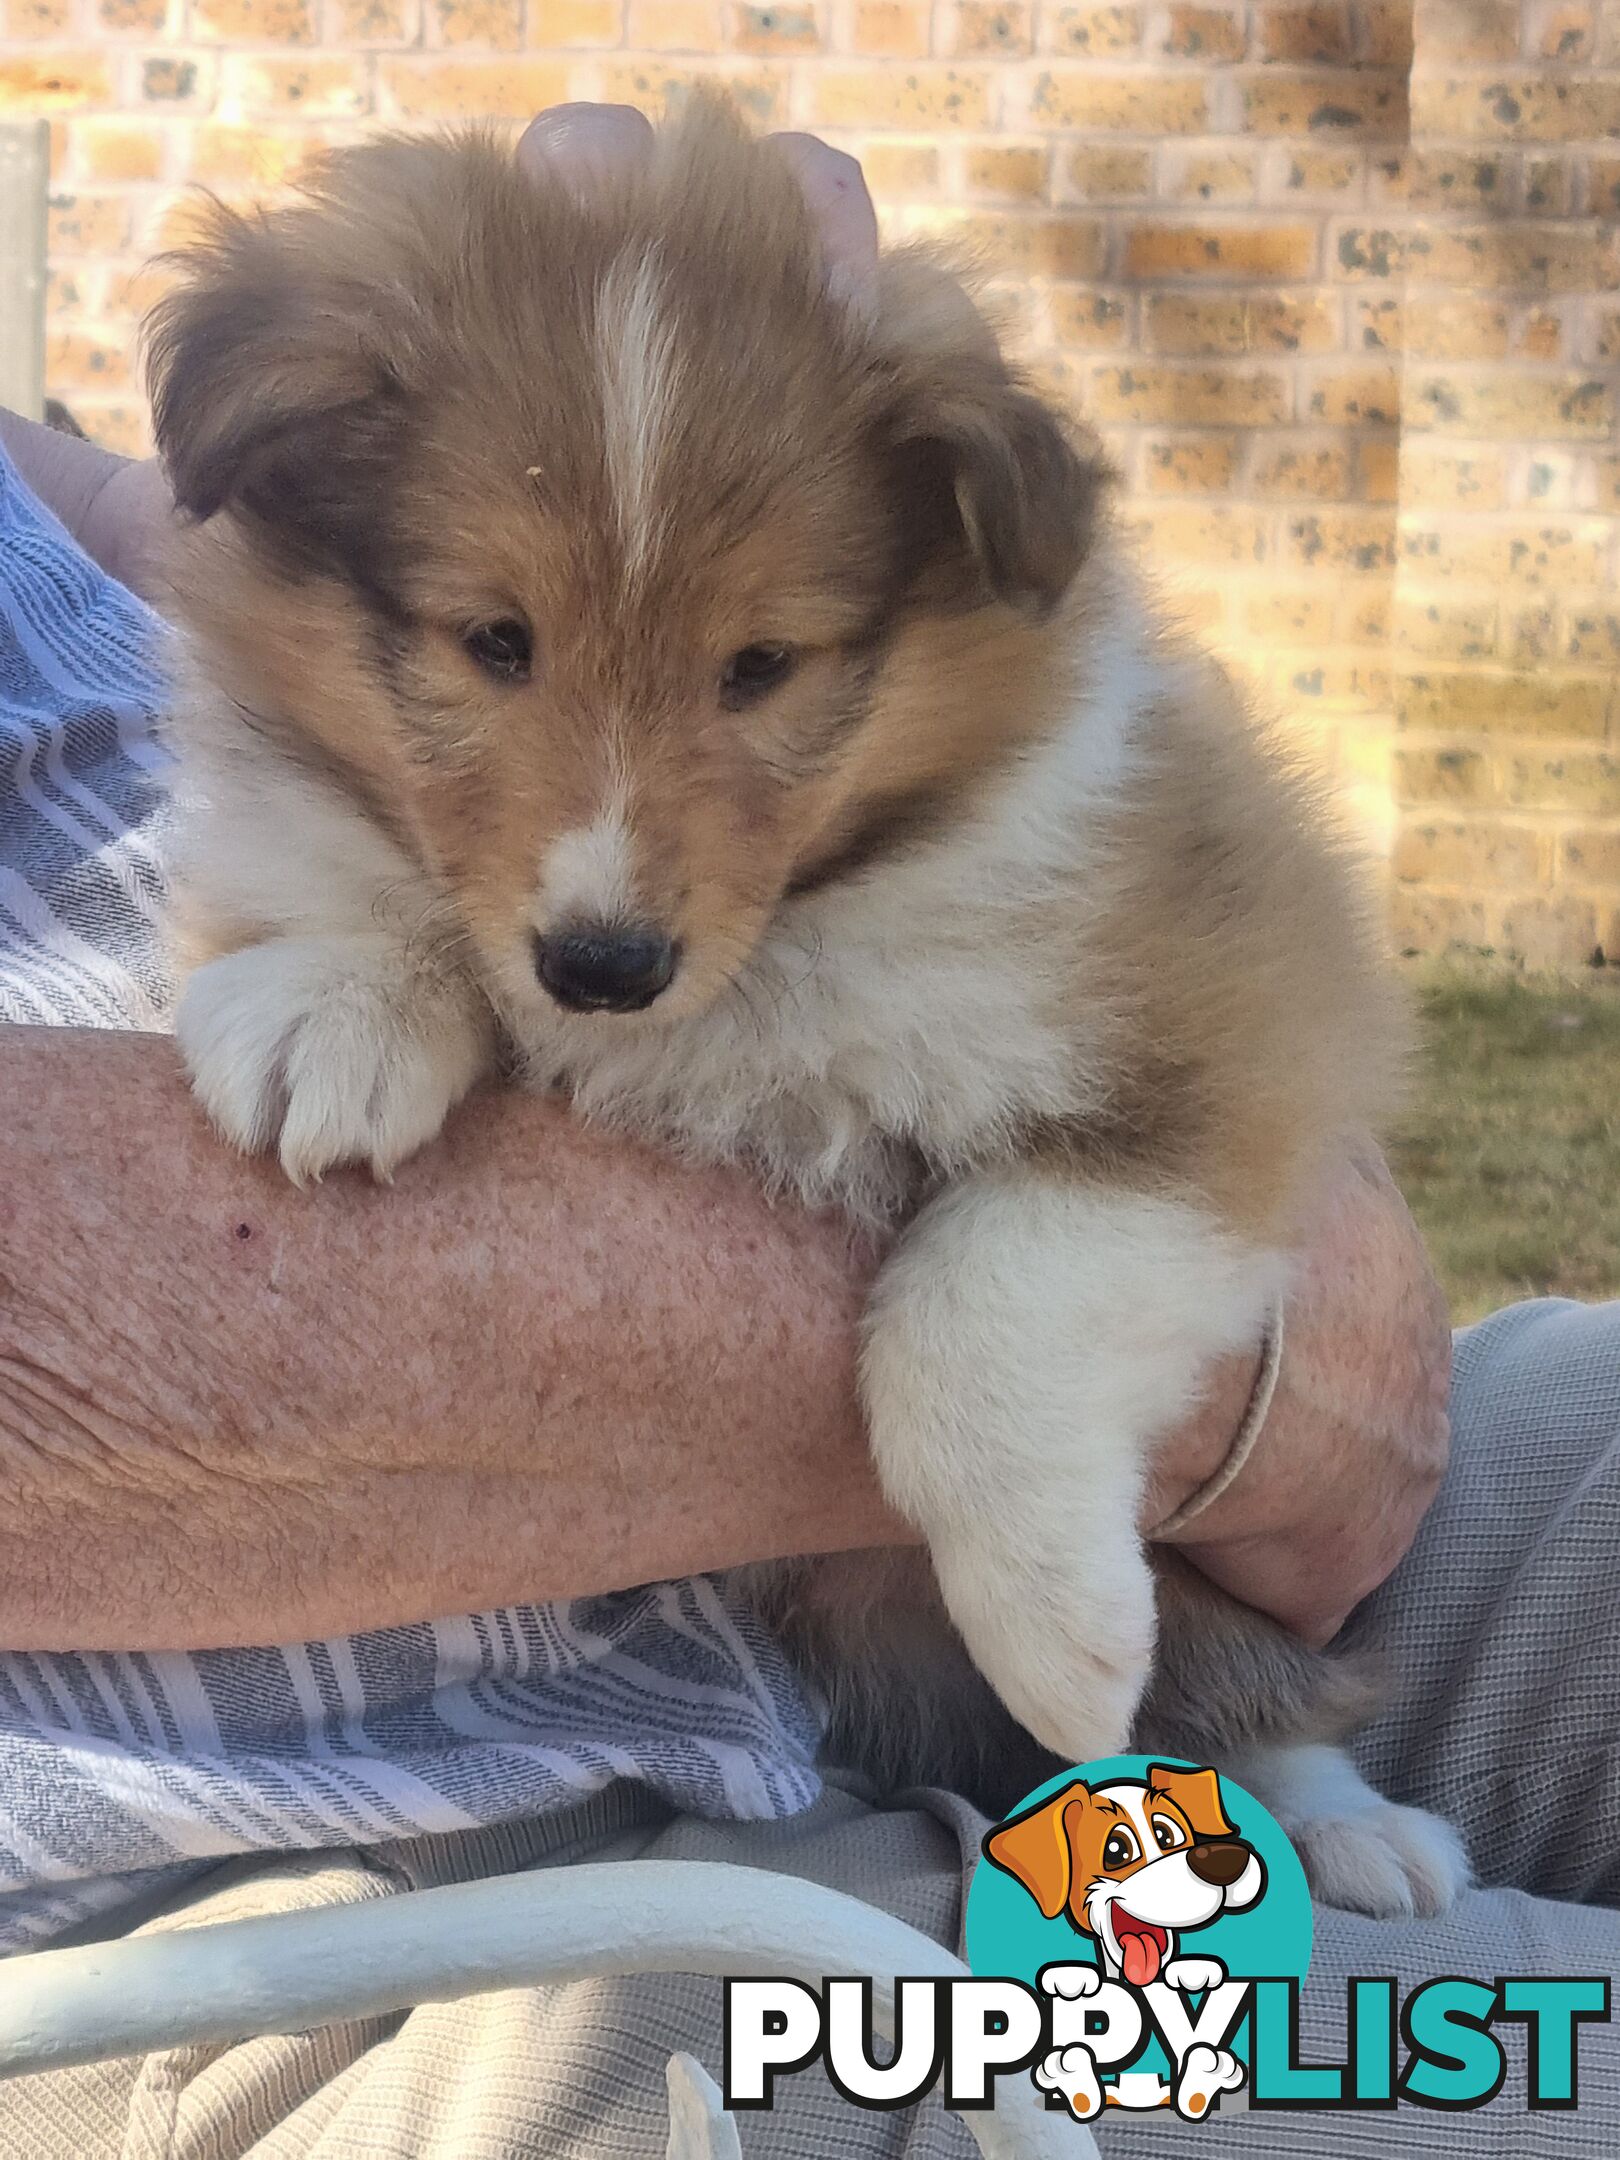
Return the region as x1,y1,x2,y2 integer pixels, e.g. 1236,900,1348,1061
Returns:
534,924,678,1013
1187,1840,1253,1888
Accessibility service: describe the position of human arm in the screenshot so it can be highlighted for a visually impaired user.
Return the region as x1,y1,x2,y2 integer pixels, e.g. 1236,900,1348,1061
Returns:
0,1022,1443,1653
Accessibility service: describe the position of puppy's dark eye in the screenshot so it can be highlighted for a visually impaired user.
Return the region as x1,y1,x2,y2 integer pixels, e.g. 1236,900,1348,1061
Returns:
462,618,533,683
1151,1815,1186,1853
1102,1829,1139,1870
721,644,796,706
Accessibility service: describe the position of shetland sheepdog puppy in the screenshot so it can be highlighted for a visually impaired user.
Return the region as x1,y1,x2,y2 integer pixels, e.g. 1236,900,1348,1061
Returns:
149,98,1466,1915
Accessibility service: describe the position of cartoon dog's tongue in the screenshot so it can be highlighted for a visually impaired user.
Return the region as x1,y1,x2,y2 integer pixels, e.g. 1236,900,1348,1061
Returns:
1114,1913,1168,1987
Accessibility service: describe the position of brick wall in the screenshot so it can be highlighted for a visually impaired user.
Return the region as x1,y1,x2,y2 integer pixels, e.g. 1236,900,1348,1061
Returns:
4,0,1618,963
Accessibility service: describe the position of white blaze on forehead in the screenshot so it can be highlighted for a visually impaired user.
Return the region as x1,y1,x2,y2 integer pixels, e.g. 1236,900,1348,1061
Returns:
595,247,679,579
540,807,637,925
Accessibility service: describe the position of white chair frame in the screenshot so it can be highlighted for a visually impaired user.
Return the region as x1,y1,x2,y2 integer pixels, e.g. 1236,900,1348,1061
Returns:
0,1861,1096,2157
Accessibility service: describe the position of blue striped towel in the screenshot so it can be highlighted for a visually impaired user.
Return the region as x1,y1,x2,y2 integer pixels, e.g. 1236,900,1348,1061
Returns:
0,440,822,1954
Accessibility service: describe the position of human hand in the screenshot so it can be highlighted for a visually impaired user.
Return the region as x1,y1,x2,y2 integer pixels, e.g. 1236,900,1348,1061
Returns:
1141,1139,1451,1646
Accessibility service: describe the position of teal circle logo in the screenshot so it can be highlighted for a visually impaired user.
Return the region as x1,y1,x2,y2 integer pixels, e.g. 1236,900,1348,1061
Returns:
965,1755,1312,2121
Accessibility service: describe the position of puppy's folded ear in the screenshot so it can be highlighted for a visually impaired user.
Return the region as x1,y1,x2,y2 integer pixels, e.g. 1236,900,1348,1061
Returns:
144,195,404,573
983,1782,1085,1919
876,252,1107,617
1148,1763,1237,1844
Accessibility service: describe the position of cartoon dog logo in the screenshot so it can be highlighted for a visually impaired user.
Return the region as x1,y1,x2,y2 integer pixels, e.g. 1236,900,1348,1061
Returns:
983,1762,1267,2119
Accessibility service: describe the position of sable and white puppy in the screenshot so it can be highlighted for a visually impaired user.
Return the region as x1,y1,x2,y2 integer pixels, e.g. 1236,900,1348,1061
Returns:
148,100,1466,1916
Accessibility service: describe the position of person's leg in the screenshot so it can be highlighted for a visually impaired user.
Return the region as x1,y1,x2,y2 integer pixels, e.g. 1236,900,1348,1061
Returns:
1349,1297,1620,1905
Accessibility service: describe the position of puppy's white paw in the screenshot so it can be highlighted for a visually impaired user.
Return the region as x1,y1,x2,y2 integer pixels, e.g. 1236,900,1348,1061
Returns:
1175,2042,1244,2120
1035,2044,1102,2121
1041,1963,1102,2001
1162,1956,1226,1995
1232,1744,1470,1920
178,937,490,1184
1287,1800,1470,1920
934,1533,1155,1769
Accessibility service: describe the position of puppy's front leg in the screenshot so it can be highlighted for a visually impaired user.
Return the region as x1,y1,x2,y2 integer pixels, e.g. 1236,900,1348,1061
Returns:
861,1174,1281,1765
178,932,494,1184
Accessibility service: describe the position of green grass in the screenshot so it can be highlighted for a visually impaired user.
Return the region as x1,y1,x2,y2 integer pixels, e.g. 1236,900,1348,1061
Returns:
1390,960,1620,1326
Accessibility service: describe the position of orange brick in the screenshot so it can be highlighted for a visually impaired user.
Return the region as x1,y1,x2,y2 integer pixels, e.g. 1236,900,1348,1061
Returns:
1409,371,1614,442
1400,521,1608,588
1413,0,1520,63
1357,1,1411,65
0,52,114,109
1504,751,1620,813
1329,225,1406,279
1398,671,1611,738
1143,434,1237,492
71,118,166,182
1359,436,1399,500
1121,221,1316,279
1257,5,1351,63
1562,829,1620,885
1392,820,1547,891
1048,286,1133,346
1393,598,1500,661
140,55,209,101
1401,296,1510,360
1245,587,1336,639
327,0,420,39
184,122,320,185
4,0,74,34
219,55,372,114
380,56,573,116
859,140,940,193
1252,439,1353,497
732,2,822,49
1158,5,1246,60
1042,3,1140,52
1127,502,1270,562
1562,607,1620,665
96,0,170,27
1534,1,1595,61
1524,159,1575,215
1411,78,1620,143
1063,144,1153,197
906,206,1106,276
1085,361,1290,424
192,0,315,37
1386,887,1495,955
1249,290,1340,348
810,67,992,128
1516,305,1566,360
1282,505,1394,572
46,328,134,395
1595,459,1620,510
1241,67,1406,136
596,59,788,123
1160,149,1259,201
431,0,523,45
47,190,132,254
1394,748,1497,806
1404,223,1613,294
1028,69,1207,131
1373,150,1505,208
1145,292,1248,352
940,1,1033,54
1274,144,1363,194
1308,362,1399,425
847,1,930,52
628,0,721,44
962,144,1049,199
